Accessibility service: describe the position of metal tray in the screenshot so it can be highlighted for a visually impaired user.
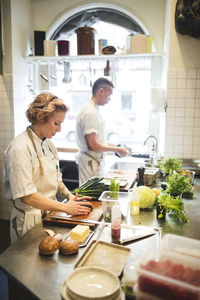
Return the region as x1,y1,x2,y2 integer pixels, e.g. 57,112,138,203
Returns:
62,230,94,248
74,240,131,277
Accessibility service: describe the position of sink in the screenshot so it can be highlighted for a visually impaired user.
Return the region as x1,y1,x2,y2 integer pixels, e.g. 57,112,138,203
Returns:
111,161,144,170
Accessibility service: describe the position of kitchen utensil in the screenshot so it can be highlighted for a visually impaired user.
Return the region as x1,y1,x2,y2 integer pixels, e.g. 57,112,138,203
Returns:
50,215,101,225
62,61,71,83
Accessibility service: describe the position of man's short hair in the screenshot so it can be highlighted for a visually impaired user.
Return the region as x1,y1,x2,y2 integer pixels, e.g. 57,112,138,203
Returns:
92,78,114,95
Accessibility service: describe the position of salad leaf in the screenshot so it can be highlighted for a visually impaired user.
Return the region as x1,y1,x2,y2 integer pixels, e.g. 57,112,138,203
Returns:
157,193,188,222
159,157,182,175
166,172,194,196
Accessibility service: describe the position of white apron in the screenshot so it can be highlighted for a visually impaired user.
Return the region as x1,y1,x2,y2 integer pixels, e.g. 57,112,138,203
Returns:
76,152,105,185
10,152,58,244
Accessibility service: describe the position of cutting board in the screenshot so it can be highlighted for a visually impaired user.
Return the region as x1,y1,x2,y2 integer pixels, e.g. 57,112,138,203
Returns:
43,201,103,229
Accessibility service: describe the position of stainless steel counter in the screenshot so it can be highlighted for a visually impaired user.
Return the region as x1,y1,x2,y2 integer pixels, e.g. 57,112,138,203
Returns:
0,177,199,300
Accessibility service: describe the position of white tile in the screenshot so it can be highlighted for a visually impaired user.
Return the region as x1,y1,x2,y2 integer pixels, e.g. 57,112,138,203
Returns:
174,135,183,144
196,89,200,98
167,107,176,117
177,79,186,88
193,127,200,136
196,79,200,88
165,135,174,144
166,126,174,135
183,144,193,153
175,97,185,107
182,152,192,159
185,108,195,117
166,116,176,126
174,127,184,135
176,88,186,98
194,118,200,127
167,88,176,98
175,107,185,117
184,118,193,126
175,117,184,126
186,88,196,98
184,127,194,135
168,69,177,79
193,145,200,156
185,98,195,107
167,98,176,107
195,98,200,108
195,109,200,117
183,136,193,144
194,136,200,145
187,79,196,89
197,69,200,79
177,69,187,79
187,69,197,79
174,146,183,156
167,78,176,88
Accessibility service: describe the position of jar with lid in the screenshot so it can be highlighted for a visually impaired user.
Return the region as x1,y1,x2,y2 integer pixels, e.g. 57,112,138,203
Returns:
75,26,95,55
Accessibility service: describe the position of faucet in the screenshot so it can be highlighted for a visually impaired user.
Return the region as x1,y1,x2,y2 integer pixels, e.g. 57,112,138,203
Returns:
144,135,158,161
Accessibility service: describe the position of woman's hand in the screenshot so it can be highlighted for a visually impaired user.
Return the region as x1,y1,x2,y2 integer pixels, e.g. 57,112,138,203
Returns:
68,193,91,202
66,193,93,215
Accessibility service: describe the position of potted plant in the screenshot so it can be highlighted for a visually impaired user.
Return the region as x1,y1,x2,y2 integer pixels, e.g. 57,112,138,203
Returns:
156,193,188,223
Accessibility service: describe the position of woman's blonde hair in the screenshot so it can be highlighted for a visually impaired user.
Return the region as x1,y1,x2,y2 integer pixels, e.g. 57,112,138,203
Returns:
26,92,69,124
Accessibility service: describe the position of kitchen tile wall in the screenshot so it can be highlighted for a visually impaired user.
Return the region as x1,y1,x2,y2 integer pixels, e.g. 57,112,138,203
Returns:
165,68,200,158
0,75,14,220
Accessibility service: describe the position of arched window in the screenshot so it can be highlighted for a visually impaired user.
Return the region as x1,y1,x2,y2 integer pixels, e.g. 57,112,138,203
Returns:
26,5,165,155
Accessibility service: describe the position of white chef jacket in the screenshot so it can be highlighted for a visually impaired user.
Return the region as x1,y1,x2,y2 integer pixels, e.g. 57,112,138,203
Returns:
3,128,62,243
75,100,105,184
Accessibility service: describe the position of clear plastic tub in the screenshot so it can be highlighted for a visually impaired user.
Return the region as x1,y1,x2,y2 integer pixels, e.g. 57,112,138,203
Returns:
160,234,200,259
99,191,130,223
137,249,200,300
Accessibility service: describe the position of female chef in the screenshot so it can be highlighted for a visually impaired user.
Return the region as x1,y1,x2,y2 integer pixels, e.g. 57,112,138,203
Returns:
3,92,92,243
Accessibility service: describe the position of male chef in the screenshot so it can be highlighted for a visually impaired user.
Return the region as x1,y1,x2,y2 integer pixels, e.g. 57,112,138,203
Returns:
75,77,129,184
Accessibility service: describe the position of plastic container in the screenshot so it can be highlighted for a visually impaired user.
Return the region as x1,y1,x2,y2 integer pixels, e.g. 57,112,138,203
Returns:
129,189,140,215
137,249,200,300
99,191,130,224
160,234,200,259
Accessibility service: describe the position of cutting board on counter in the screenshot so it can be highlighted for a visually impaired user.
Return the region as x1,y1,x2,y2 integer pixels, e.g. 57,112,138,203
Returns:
43,201,103,229
104,169,137,191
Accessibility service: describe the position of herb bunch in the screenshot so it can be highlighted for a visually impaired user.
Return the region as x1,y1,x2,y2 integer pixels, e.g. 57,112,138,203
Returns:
157,193,188,223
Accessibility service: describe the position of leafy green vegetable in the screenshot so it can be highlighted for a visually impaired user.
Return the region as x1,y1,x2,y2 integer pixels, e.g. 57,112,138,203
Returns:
71,177,108,200
135,186,156,208
109,179,119,199
166,173,194,196
159,157,182,175
157,193,189,223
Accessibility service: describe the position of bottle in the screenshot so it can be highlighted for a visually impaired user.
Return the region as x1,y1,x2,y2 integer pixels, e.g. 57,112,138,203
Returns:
130,189,140,215
111,201,121,242
104,60,110,76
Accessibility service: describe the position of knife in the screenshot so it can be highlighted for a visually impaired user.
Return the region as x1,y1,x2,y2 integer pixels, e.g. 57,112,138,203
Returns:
51,215,101,225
